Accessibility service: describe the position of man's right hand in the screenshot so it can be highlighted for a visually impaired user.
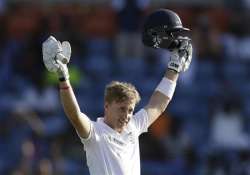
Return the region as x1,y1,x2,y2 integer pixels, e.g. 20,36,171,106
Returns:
42,36,71,81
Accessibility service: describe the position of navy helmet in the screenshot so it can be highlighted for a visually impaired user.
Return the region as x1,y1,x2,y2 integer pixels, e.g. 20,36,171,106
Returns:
142,9,190,50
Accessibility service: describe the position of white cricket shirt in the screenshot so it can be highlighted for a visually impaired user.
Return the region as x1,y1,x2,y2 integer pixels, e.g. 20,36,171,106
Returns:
78,109,149,175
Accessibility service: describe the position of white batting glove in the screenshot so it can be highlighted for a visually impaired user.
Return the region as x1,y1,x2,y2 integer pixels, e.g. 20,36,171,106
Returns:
167,39,193,73
42,36,71,81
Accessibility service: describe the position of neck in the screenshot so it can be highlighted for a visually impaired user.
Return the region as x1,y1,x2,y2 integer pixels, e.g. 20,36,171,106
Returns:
103,116,123,133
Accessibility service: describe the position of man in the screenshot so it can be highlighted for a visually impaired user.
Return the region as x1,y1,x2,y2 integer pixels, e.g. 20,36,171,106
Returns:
42,9,192,175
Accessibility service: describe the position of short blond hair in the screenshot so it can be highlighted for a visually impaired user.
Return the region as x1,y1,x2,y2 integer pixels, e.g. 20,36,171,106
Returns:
104,81,141,104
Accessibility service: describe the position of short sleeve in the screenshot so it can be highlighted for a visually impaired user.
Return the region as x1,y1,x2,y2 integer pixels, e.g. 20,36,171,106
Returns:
75,114,96,146
131,109,149,135
78,121,94,142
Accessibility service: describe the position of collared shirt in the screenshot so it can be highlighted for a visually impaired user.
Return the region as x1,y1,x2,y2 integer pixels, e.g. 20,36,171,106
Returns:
79,109,149,175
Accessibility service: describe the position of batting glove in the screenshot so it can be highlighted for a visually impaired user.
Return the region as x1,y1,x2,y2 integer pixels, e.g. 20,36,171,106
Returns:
167,38,192,73
42,36,71,81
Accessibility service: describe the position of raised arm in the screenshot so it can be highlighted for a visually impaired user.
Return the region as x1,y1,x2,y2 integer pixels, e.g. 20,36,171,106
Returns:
59,80,91,138
144,41,193,126
42,36,91,138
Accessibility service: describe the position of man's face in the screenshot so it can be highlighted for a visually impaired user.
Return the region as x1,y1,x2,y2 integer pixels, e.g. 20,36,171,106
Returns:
104,100,136,133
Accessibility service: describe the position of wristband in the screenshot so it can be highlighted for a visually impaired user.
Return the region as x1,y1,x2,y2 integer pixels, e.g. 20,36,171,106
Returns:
60,86,70,90
155,77,176,99
59,77,67,82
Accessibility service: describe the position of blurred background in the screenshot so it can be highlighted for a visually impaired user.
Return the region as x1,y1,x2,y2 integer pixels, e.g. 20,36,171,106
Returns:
1,0,250,174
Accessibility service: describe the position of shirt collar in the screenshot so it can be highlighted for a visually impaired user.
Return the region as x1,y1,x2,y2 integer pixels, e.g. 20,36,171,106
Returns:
97,117,130,135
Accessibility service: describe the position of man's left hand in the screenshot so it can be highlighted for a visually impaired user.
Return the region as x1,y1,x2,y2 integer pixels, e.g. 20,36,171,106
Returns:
167,39,193,73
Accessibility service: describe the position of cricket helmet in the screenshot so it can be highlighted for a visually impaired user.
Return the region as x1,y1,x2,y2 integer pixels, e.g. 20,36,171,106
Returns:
142,9,190,50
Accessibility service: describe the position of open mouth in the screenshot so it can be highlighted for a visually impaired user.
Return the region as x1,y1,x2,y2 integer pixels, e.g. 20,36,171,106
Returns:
119,120,127,127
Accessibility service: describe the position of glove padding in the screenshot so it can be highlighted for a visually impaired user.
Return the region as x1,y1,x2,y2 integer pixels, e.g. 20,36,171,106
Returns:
42,36,71,80
167,38,192,73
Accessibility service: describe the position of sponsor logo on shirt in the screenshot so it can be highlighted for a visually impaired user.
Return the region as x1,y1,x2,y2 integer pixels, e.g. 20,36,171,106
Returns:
113,137,125,146
106,132,135,146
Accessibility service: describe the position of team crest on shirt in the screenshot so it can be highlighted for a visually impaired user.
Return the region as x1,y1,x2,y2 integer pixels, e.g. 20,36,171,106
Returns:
127,132,135,144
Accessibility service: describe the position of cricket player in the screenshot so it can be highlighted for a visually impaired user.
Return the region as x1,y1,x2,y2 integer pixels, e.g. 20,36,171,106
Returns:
42,9,192,175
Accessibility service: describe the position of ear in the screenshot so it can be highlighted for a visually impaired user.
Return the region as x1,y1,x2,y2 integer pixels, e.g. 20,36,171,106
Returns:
104,102,109,111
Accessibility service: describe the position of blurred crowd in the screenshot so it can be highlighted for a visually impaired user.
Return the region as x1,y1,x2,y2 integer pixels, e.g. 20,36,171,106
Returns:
1,0,250,175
